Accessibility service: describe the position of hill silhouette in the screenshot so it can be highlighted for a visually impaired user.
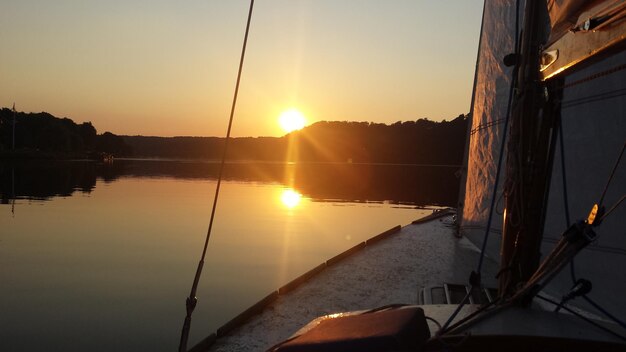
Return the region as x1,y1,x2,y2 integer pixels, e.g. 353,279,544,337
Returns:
124,115,468,165
1,107,468,165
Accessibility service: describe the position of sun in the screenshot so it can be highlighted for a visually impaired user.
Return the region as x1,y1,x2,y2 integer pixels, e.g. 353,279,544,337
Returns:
280,189,302,209
278,109,306,133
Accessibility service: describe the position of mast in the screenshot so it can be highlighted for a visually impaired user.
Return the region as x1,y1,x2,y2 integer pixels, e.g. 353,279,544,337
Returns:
498,0,556,297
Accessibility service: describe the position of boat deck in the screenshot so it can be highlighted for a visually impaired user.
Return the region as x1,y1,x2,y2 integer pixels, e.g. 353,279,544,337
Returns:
196,213,499,351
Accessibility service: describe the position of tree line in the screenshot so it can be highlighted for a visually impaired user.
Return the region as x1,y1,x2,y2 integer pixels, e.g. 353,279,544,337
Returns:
0,108,131,157
125,114,468,165
0,107,468,165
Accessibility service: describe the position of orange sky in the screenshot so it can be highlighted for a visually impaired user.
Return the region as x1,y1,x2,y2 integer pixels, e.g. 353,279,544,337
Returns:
1,0,484,137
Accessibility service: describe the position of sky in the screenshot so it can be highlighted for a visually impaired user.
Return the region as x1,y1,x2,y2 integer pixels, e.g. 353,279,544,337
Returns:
0,0,484,137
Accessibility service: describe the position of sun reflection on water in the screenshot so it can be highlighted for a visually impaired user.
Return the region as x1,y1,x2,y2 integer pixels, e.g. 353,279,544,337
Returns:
280,188,302,209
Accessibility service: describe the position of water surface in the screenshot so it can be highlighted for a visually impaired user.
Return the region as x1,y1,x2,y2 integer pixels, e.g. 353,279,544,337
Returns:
0,159,457,351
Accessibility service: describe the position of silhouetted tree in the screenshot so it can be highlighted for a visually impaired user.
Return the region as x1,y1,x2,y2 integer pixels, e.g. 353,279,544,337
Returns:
0,108,132,157
95,132,132,156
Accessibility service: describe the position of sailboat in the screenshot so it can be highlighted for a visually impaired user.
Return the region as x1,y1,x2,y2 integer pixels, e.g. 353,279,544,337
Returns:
183,0,626,350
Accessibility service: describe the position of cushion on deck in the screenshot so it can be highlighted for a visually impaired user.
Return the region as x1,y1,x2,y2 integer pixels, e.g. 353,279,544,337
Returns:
273,306,431,352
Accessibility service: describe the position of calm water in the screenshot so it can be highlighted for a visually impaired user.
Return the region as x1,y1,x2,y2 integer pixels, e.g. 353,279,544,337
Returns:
0,159,458,351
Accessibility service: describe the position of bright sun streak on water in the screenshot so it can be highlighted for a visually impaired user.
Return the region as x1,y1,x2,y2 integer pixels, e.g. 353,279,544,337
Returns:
278,109,306,133
281,189,302,209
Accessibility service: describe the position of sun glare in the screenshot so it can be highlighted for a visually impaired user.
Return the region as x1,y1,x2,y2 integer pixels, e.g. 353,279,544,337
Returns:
281,189,302,209
278,109,306,133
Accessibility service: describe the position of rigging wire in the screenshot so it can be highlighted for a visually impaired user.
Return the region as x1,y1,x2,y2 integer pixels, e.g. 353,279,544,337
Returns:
556,111,583,290
583,295,626,331
425,316,443,331
563,140,626,331
441,298,503,335
178,1,255,351
559,113,580,286
558,118,572,227
518,217,626,333
540,128,626,332
560,91,625,288
536,294,626,342
598,194,626,223
598,141,625,208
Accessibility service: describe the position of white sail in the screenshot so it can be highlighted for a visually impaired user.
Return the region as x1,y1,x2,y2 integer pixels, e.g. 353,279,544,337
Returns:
459,0,522,258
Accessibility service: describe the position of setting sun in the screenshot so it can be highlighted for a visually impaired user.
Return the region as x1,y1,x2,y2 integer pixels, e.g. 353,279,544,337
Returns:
278,109,306,133
280,189,302,209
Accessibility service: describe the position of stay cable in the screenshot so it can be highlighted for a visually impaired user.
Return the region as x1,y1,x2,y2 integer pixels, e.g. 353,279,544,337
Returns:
178,1,255,351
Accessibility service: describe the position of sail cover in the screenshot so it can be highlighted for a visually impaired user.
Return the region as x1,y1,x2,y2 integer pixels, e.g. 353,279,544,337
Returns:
461,0,626,318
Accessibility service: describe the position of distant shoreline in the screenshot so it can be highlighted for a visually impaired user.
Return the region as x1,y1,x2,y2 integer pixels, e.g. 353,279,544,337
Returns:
2,108,469,165
0,154,463,169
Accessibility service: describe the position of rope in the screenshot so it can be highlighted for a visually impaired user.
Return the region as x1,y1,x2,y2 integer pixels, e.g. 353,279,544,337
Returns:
178,1,255,351
598,194,626,223
560,80,626,331
440,297,503,335
558,118,571,228
439,290,472,332
558,112,580,285
546,136,626,334
599,141,625,208
536,294,626,342
426,316,443,331
583,295,626,331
